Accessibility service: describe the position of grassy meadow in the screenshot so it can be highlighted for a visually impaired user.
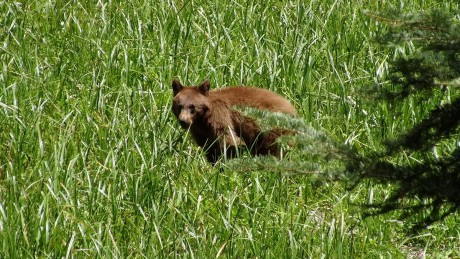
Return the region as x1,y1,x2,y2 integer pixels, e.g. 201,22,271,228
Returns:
1,0,459,257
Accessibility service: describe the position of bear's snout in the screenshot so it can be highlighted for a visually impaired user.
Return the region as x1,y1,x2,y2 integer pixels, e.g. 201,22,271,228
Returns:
178,113,193,128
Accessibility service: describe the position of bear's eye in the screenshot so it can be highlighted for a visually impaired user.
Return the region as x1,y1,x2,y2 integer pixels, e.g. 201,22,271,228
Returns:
189,105,195,114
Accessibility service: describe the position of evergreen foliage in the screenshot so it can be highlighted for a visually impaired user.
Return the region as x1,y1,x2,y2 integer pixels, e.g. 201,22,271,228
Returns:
228,108,357,180
229,9,460,232
357,9,460,231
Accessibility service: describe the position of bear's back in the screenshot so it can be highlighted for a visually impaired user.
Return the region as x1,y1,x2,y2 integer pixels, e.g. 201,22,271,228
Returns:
210,87,297,116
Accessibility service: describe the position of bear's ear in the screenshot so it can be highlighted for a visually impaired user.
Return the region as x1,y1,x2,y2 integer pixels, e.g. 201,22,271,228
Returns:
198,79,210,95
172,79,183,96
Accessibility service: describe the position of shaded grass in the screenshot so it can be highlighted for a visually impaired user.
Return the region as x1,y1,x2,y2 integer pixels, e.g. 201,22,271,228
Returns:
1,0,459,257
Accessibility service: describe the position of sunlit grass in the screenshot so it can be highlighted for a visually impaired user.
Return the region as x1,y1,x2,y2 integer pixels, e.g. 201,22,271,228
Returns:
0,0,459,257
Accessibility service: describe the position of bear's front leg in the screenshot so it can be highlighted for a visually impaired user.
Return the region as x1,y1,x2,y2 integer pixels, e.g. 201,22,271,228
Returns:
204,143,238,165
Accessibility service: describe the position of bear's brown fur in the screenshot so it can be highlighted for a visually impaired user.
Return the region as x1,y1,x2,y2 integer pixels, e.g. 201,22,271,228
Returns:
171,79,296,164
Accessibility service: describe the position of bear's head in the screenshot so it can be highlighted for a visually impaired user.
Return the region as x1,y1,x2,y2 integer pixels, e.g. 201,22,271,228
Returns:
172,79,211,128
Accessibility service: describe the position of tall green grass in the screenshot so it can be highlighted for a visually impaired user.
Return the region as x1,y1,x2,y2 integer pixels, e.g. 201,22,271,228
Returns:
1,0,459,257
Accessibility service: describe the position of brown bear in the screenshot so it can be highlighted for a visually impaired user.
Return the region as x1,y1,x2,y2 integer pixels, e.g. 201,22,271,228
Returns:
171,79,296,164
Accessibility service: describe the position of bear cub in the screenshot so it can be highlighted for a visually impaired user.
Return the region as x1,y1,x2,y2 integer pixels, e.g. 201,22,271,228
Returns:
172,79,296,164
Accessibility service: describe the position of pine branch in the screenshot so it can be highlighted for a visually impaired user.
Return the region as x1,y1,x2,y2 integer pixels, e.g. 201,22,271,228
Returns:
228,107,358,181
359,9,460,232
